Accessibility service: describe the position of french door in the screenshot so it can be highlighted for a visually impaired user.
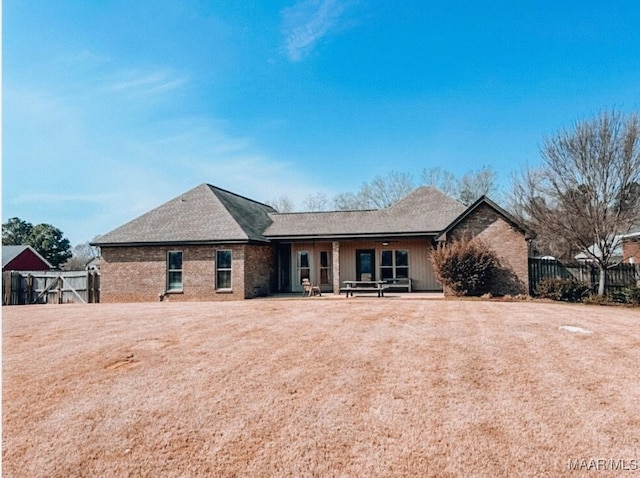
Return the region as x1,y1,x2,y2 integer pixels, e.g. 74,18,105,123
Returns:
296,251,311,285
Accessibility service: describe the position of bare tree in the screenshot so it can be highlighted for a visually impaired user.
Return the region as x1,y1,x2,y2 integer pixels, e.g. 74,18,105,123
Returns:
360,171,415,208
458,167,498,205
266,196,295,213
303,192,330,211
333,171,415,210
332,192,367,210
62,242,99,271
421,166,498,205
421,167,457,197
511,110,640,295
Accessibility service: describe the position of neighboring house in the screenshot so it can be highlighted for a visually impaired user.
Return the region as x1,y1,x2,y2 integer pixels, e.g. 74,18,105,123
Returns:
574,233,640,264
574,240,624,264
86,256,101,271
621,231,640,264
2,245,53,272
92,183,532,302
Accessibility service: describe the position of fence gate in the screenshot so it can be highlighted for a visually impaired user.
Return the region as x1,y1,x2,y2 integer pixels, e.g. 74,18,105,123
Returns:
2,271,101,305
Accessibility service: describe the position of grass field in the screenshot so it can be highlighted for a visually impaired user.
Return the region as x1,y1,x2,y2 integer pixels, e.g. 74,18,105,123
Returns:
3,299,640,477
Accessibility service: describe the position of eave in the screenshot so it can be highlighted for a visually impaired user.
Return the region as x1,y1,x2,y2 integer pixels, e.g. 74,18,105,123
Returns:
91,239,269,248
264,231,441,242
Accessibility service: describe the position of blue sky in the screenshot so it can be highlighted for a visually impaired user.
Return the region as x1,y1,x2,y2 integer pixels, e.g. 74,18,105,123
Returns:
3,0,640,245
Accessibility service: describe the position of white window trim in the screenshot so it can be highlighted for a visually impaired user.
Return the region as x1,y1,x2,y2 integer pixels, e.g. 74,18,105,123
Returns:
166,250,183,292
215,249,233,291
296,251,312,285
319,250,332,285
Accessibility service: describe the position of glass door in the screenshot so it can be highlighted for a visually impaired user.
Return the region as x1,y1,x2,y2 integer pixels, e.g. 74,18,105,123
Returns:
356,249,375,281
296,251,311,285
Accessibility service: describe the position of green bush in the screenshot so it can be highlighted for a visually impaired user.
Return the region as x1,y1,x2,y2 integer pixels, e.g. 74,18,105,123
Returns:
535,278,590,302
581,287,640,306
430,239,499,296
625,286,640,306
616,286,640,306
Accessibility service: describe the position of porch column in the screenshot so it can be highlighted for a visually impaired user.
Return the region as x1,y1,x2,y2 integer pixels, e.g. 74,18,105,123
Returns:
332,241,340,294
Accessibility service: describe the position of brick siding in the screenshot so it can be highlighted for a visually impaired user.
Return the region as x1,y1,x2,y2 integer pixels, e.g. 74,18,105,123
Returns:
623,237,640,264
243,245,277,298
101,244,275,303
447,203,529,296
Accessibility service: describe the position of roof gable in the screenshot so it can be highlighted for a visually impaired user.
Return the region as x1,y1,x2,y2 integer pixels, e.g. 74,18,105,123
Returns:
94,184,275,245
437,196,534,241
2,245,53,269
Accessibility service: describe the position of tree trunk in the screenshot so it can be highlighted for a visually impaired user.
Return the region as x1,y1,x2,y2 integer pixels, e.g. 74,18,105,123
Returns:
597,266,606,296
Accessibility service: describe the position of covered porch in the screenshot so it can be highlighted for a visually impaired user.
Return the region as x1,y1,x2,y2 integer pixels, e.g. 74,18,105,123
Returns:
275,237,444,294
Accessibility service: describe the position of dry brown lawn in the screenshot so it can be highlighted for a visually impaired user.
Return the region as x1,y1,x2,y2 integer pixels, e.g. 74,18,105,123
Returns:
3,298,640,477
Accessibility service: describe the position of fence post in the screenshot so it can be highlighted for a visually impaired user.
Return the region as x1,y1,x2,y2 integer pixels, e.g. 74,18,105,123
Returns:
2,271,10,305
57,276,63,304
95,273,100,303
15,272,23,305
87,271,99,303
27,274,34,304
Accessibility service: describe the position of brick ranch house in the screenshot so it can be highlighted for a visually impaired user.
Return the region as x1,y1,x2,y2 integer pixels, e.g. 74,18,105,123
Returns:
92,183,532,302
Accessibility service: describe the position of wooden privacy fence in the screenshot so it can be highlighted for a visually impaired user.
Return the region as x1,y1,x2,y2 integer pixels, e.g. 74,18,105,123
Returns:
528,258,640,295
2,271,100,305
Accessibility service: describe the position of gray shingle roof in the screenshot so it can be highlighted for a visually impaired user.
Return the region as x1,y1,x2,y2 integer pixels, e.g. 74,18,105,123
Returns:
93,184,473,245
93,184,276,245
264,186,467,238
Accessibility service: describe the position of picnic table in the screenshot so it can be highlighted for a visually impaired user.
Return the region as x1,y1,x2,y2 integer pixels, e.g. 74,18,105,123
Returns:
340,280,387,298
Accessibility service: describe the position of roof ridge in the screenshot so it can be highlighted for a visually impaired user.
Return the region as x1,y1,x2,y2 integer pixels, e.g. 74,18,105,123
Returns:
270,208,378,216
206,183,275,211
208,184,275,242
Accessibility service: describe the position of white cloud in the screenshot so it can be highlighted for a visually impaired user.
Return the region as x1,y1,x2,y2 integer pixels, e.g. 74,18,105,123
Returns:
281,0,354,62
108,69,188,95
3,62,328,245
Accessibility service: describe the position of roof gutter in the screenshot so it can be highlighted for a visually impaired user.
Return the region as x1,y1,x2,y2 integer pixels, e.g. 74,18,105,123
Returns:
264,231,441,241
91,239,270,247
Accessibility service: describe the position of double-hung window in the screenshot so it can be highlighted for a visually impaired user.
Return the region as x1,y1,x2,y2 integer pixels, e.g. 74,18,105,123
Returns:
166,251,183,291
380,250,409,280
216,250,232,290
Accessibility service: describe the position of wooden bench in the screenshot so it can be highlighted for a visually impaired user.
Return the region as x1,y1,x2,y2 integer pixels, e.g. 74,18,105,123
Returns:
384,278,412,292
340,280,387,298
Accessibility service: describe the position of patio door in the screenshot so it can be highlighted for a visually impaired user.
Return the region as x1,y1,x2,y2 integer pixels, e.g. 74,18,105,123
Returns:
356,249,375,281
278,243,291,292
296,251,311,286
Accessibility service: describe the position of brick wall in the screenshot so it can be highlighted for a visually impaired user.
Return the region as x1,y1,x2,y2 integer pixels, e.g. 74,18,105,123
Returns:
623,237,640,264
100,244,253,302
243,245,276,298
448,203,529,296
